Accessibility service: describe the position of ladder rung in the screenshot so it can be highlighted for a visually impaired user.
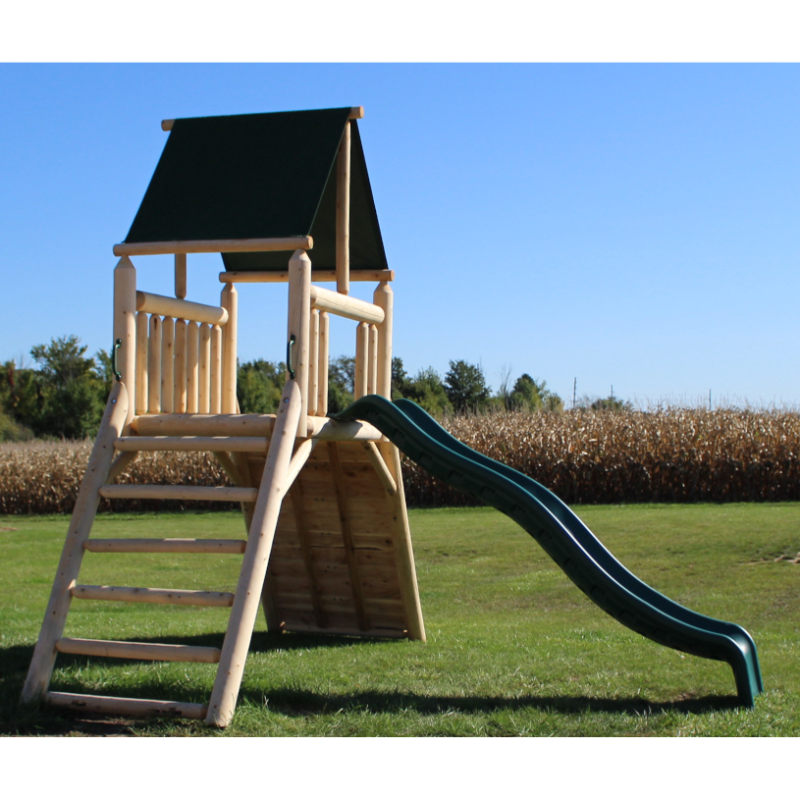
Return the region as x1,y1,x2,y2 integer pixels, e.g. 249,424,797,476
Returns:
115,436,269,452
99,485,258,503
84,538,247,554
71,584,235,607
56,637,221,663
47,691,207,720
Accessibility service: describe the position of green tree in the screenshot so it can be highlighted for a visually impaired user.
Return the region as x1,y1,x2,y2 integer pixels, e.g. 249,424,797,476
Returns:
0,358,40,431
327,355,355,414
444,359,490,413
404,367,453,417
391,356,410,399
237,359,283,413
575,394,633,412
509,374,564,413
28,335,105,438
589,396,633,412
0,402,33,442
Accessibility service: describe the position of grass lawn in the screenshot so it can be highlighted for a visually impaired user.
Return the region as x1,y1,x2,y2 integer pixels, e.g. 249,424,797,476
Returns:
1,503,799,736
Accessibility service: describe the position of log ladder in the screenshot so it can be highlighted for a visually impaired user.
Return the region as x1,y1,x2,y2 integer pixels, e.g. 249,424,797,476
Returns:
21,108,425,727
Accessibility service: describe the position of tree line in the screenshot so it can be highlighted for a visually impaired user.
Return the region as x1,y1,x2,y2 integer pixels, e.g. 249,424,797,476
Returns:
4,334,635,442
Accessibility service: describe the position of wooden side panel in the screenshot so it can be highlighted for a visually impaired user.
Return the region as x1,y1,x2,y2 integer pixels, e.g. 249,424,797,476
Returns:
265,441,423,639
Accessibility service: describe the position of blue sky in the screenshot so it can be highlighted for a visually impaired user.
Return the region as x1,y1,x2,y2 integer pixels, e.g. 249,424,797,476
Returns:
1,62,799,408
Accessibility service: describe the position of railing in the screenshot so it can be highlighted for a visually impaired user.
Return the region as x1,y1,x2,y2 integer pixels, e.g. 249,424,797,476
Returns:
113,247,391,435
287,250,393,433
113,257,238,424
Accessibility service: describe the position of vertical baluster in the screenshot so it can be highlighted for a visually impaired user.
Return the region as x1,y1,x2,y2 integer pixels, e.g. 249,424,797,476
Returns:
354,322,369,399
186,321,199,414
318,311,329,416
308,308,320,417
148,315,161,413
210,324,222,414
367,324,378,396
135,311,149,415
161,317,175,413
199,324,211,414
174,319,188,413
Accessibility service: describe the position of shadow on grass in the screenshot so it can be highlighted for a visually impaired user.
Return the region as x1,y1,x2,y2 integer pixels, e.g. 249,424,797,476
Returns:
0,635,744,736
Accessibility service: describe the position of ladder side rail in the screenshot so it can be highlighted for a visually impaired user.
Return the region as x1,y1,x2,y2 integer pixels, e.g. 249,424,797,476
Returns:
206,378,306,727
21,382,130,704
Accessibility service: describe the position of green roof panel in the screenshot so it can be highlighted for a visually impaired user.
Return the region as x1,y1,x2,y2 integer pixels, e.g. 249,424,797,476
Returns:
124,107,388,271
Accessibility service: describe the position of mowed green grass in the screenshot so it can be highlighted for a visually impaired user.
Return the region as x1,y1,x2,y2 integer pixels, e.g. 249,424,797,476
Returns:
2,503,800,736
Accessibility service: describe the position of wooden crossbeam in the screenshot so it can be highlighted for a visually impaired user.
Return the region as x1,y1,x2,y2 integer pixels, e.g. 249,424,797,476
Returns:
71,585,235,607
56,638,221,663
84,538,247,554
47,692,207,720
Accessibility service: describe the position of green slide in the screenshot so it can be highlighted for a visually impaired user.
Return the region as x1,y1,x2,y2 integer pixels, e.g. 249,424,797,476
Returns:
336,395,763,706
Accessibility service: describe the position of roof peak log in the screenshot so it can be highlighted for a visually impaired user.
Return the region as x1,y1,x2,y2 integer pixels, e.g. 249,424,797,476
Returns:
160,106,364,132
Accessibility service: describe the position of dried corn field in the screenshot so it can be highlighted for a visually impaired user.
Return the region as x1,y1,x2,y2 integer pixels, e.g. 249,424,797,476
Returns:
3,408,800,514
0,440,236,515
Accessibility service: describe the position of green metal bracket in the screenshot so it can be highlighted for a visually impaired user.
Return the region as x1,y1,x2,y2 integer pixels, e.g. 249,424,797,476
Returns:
286,335,297,380
111,339,122,382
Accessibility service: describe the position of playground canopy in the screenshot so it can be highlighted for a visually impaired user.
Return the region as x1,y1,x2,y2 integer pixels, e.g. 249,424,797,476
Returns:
124,107,388,273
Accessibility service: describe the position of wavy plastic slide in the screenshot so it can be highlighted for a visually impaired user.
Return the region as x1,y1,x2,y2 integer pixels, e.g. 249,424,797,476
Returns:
337,395,763,706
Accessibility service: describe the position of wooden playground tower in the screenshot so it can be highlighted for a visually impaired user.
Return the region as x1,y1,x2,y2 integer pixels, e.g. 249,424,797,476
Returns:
21,107,425,728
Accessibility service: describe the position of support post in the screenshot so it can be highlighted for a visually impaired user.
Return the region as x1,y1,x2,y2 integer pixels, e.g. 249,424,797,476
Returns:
288,249,311,435
373,281,393,399
336,121,351,295
113,256,136,426
221,284,238,414
175,253,187,299
379,441,426,641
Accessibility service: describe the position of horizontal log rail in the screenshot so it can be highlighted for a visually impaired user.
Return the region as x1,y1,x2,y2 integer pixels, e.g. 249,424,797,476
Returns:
71,584,235,607
47,692,208,719
130,412,384,441
136,291,229,326
307,416,385,442
133,413,278,437
84,538,247,554
219,269,394,284
114,436,269,452
113,237,312,257
309,285,385,324
99,485,258,503
56,637,222,663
